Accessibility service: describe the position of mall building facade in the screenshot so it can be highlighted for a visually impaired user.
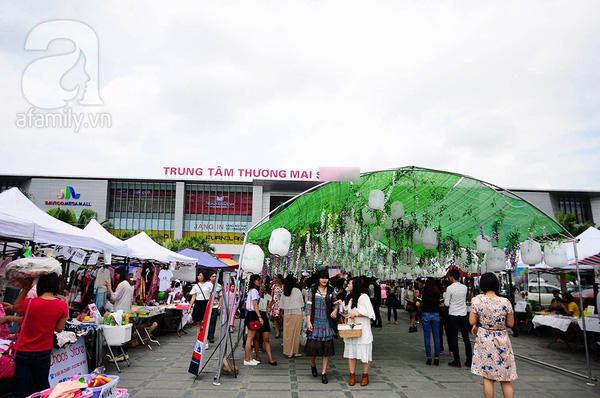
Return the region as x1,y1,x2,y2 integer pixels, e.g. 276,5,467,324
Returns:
1,174,598,260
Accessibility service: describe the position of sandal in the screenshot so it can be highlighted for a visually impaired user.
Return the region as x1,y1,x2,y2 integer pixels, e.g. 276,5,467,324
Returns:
268,360,278,366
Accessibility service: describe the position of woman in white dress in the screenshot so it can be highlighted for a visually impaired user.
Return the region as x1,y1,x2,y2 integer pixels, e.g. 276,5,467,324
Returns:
338,277,375,387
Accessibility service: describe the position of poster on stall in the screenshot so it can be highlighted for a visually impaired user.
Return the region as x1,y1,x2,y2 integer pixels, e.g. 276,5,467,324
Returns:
188,287,215,376
48,337,88,387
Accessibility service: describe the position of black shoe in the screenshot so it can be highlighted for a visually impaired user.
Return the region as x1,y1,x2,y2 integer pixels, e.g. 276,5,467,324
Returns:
448,360,462,368
311,366,318,377
321,374,328,384
426,358,432,365
209,339,214,344
433,358,439,366
464,360,472,367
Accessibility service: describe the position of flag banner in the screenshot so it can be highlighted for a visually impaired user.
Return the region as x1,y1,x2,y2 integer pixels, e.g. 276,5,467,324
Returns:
188,285,215,376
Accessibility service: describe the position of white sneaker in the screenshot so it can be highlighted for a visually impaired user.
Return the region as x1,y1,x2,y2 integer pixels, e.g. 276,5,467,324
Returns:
108,354,124,363
243,360,258,366
205,343,209,350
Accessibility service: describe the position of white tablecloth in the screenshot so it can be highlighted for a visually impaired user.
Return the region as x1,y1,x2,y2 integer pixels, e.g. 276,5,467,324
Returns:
532,314,577,332
577,315,600,334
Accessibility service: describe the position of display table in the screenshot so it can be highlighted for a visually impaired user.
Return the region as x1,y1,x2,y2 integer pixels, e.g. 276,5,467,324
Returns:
532,314,576,332
577,315,600,334
131,306,163,350
532,314,582,351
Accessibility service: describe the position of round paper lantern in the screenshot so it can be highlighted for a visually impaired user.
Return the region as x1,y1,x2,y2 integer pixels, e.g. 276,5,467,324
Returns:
469,262,479,274
412,229,423,245
368,190,385,210
422,228,438,250
520,239,542,265
391,201,405,219
476,235,492,254
371,226,385,241
486,247,506,272
383,214,394,230
545,241,568,268
362,207,376,225
459,250,469,266
412,267,423,276
241,244,264,274
398,265,411,274
268,228,291,256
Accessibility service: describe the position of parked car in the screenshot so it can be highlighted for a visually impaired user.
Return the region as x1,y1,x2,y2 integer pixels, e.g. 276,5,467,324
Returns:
527,282,560,306
572,288,596,309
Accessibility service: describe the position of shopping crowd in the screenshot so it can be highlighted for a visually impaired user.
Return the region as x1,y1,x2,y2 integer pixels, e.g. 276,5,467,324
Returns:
222,268,517,397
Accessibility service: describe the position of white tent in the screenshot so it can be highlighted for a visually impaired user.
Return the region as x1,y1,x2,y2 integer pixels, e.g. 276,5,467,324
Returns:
0,212,35,241
125,232,197,264
82,219,128,257
567,227,600,265
0,188,128,255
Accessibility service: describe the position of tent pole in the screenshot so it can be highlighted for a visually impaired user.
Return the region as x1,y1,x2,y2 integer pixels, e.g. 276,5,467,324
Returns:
573,239,594,385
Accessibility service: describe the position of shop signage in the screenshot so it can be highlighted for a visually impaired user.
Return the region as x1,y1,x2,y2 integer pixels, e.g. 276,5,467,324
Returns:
163,166,320,181
185,220,249,233
45,186,91,206
48,336,88,387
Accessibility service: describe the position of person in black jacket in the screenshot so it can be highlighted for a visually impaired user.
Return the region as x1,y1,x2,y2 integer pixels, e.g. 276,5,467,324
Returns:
370,278,382,328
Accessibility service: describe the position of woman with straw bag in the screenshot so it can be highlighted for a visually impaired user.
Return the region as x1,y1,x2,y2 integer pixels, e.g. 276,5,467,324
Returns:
337,277,375,387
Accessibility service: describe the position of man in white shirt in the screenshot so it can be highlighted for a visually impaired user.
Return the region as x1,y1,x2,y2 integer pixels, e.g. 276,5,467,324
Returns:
444,268,472,368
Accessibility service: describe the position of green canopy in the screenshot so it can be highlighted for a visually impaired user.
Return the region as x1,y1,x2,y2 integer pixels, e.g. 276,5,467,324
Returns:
247,166,569,275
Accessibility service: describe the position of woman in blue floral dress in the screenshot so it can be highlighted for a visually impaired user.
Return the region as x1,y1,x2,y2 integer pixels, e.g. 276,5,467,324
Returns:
470,272,517,398
305,268,338,384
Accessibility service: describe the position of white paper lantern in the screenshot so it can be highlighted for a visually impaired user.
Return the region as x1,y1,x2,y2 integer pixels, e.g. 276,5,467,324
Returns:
398,265,411,274
268,228,291,256
459,250,469,266
545,241,568,268
469,262,479,274
383,214,394,230
486,247,506,272
391,201,405,219
476,235,492,254
422,228,438,250
371,226,385,241
368,190,385,210
241,244,265,274
362,207,376,224
433,268,446,278
412,267,423,276
520,239,542,265
413,229,423,245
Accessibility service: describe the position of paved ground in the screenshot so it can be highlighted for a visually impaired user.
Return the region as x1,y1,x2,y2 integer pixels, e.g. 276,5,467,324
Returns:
112,309,600,397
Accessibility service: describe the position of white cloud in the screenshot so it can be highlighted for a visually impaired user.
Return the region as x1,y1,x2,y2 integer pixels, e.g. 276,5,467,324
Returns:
0,0,599,190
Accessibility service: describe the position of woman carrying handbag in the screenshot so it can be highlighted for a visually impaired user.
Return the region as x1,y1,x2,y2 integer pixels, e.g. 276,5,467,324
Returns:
0,273,68,397
337,277,375,387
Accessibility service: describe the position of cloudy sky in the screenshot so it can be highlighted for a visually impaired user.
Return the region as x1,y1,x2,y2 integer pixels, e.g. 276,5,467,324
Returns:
1,1,599,190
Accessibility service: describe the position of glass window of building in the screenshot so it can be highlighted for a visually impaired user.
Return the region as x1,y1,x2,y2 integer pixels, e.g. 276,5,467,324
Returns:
557,196,592,224
108,181,176,239
184,184,252,245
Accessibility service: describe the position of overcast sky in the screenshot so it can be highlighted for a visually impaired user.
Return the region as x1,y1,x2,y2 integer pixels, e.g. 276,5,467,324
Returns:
1,1,599,190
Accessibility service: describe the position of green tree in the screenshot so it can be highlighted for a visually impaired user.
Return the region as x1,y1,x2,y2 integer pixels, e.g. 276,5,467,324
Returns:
46,208,109,229
164,235,215,254
116,229,166,244
555,211,596,237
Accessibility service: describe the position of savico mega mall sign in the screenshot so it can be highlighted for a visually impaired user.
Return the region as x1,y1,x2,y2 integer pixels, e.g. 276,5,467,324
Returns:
45,186,91,207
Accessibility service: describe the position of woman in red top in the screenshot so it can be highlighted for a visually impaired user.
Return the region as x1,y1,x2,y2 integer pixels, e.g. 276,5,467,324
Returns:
1,273,68,397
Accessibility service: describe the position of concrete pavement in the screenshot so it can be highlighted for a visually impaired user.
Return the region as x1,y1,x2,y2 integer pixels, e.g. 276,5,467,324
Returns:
113,309,600,397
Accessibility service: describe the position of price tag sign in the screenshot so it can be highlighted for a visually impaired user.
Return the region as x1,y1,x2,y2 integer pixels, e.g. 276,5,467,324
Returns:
87,304,101,319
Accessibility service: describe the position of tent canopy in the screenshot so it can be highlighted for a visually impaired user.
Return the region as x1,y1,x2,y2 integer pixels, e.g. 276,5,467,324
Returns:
82,219,129,257
568,227,600,265
177,249,236,269
0,187,128,255
247,166,570,274
126,232,197,264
